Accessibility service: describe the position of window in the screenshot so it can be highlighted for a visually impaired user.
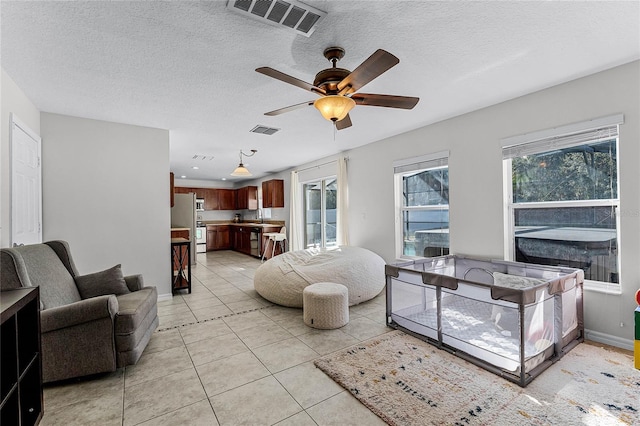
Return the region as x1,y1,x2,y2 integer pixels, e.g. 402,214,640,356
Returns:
394,151,449,258
502,115,622,287
303,177,337,248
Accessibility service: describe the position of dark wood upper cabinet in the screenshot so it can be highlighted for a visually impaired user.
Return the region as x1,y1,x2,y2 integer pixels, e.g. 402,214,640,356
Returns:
262,179,284,208
218,189,235,210
236,186,258,210
194,188,207,199
173,186,192,195
174,185,259,211
204,188,218,210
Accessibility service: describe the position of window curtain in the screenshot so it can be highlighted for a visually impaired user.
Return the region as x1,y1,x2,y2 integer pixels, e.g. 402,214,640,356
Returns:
336,156,349,246
288,170,304,251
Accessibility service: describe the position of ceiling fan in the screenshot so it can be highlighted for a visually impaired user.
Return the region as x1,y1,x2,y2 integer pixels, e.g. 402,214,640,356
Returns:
256,47,419,130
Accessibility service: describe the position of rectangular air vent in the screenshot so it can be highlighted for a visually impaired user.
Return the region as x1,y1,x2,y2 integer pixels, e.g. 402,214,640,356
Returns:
250,125,280,135
227,0,326,37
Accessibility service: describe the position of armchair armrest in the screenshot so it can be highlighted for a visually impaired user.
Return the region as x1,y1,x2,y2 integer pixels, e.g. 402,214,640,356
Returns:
40,295,118,333
124,274,144,292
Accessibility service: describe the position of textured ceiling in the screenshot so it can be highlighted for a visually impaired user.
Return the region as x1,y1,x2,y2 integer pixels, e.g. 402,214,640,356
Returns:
2,1,639,182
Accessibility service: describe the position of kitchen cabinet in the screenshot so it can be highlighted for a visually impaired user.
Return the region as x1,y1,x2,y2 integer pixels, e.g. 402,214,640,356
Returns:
236,186,258,210
206,228,216,251
206,189,233,211
173,186,193,195
218,189,235,210
262,179,284,208
1,287,43,426
207,225,231,251
175,186,251,211
204,189,218,211
231,226,252,255
216,226,230,249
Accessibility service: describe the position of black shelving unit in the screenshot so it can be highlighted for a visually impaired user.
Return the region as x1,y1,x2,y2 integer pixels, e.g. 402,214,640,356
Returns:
1,287,43,426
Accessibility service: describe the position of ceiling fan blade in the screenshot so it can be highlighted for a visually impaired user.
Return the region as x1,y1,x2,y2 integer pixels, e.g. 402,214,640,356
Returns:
335,114,352,130
351,93,419,109
337,49,399,94
264,100,315,116
256,67,326,95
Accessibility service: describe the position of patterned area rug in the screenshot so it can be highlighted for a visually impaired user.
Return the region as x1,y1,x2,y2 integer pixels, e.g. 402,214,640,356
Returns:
314,331,639,425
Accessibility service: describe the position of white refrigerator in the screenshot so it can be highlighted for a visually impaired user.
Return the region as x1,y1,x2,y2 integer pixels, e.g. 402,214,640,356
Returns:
171,192,197,265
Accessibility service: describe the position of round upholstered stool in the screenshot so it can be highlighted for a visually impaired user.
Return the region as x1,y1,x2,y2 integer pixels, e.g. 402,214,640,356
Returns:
303,282,349,329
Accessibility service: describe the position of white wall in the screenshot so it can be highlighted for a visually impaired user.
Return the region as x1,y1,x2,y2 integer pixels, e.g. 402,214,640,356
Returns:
40,113,172,297
1,69,41,248
343,61,639,346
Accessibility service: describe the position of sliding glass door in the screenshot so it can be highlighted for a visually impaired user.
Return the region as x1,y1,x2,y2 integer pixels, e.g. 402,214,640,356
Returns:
303,177,337,248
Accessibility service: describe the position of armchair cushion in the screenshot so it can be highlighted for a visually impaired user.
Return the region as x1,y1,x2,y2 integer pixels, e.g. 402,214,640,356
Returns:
124,274,144,292
75,264,131,299
4,244,82,309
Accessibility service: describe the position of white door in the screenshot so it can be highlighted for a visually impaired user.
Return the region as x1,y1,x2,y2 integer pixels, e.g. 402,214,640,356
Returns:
10,113,42,246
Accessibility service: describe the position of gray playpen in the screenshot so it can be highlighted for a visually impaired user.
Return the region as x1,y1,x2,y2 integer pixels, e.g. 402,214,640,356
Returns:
385,255,584,387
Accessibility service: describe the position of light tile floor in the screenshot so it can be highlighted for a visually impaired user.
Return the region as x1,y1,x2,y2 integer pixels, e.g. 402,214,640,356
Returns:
41,250,391,426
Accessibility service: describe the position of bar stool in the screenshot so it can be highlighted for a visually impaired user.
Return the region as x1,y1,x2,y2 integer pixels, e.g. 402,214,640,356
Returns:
262,226,286,261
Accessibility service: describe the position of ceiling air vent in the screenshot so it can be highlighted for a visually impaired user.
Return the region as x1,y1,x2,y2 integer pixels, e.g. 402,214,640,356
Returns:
227,0,326,37
250,125,280,135
192,154,215,161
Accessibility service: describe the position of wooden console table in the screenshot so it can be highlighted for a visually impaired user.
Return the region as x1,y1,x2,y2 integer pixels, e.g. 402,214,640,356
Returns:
171,238,191,294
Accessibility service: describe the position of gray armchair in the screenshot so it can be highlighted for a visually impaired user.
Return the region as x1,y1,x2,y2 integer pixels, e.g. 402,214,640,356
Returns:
1,240,158,383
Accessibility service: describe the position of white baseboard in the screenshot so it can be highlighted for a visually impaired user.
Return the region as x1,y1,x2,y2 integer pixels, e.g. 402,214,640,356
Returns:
584,329,634,351
157,292,173,302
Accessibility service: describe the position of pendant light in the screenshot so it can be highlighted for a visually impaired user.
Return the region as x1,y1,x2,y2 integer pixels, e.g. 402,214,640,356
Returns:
231,149,257,176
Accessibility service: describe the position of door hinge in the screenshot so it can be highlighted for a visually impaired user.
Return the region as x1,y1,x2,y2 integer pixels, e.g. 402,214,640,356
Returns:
38,156,41,166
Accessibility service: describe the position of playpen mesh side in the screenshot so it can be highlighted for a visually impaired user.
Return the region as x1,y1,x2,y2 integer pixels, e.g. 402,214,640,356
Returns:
391,282,569,370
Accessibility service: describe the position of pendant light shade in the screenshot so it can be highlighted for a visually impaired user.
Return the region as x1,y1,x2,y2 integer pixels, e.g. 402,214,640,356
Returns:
230,149,257,177
231,163,252,177
314,95,356,122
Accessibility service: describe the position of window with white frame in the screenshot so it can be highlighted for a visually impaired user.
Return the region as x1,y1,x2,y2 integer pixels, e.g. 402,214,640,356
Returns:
502,115,622,287
394,151,449,258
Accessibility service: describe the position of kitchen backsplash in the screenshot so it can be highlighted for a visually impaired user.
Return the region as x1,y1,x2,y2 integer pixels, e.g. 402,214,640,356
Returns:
197,210,235,222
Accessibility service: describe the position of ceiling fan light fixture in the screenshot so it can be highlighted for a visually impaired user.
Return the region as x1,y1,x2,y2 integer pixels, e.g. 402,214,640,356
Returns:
314,95,355,122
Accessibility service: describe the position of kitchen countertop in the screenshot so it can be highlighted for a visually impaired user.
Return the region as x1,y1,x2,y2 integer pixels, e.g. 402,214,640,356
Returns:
200,222,284,228
171,227,190,231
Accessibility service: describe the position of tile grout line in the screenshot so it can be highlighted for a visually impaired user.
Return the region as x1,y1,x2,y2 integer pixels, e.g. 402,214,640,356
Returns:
178,319,224,426
155,304,275,333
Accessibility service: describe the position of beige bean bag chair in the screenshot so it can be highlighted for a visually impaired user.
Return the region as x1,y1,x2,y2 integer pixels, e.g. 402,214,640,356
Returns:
254,246,386,307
